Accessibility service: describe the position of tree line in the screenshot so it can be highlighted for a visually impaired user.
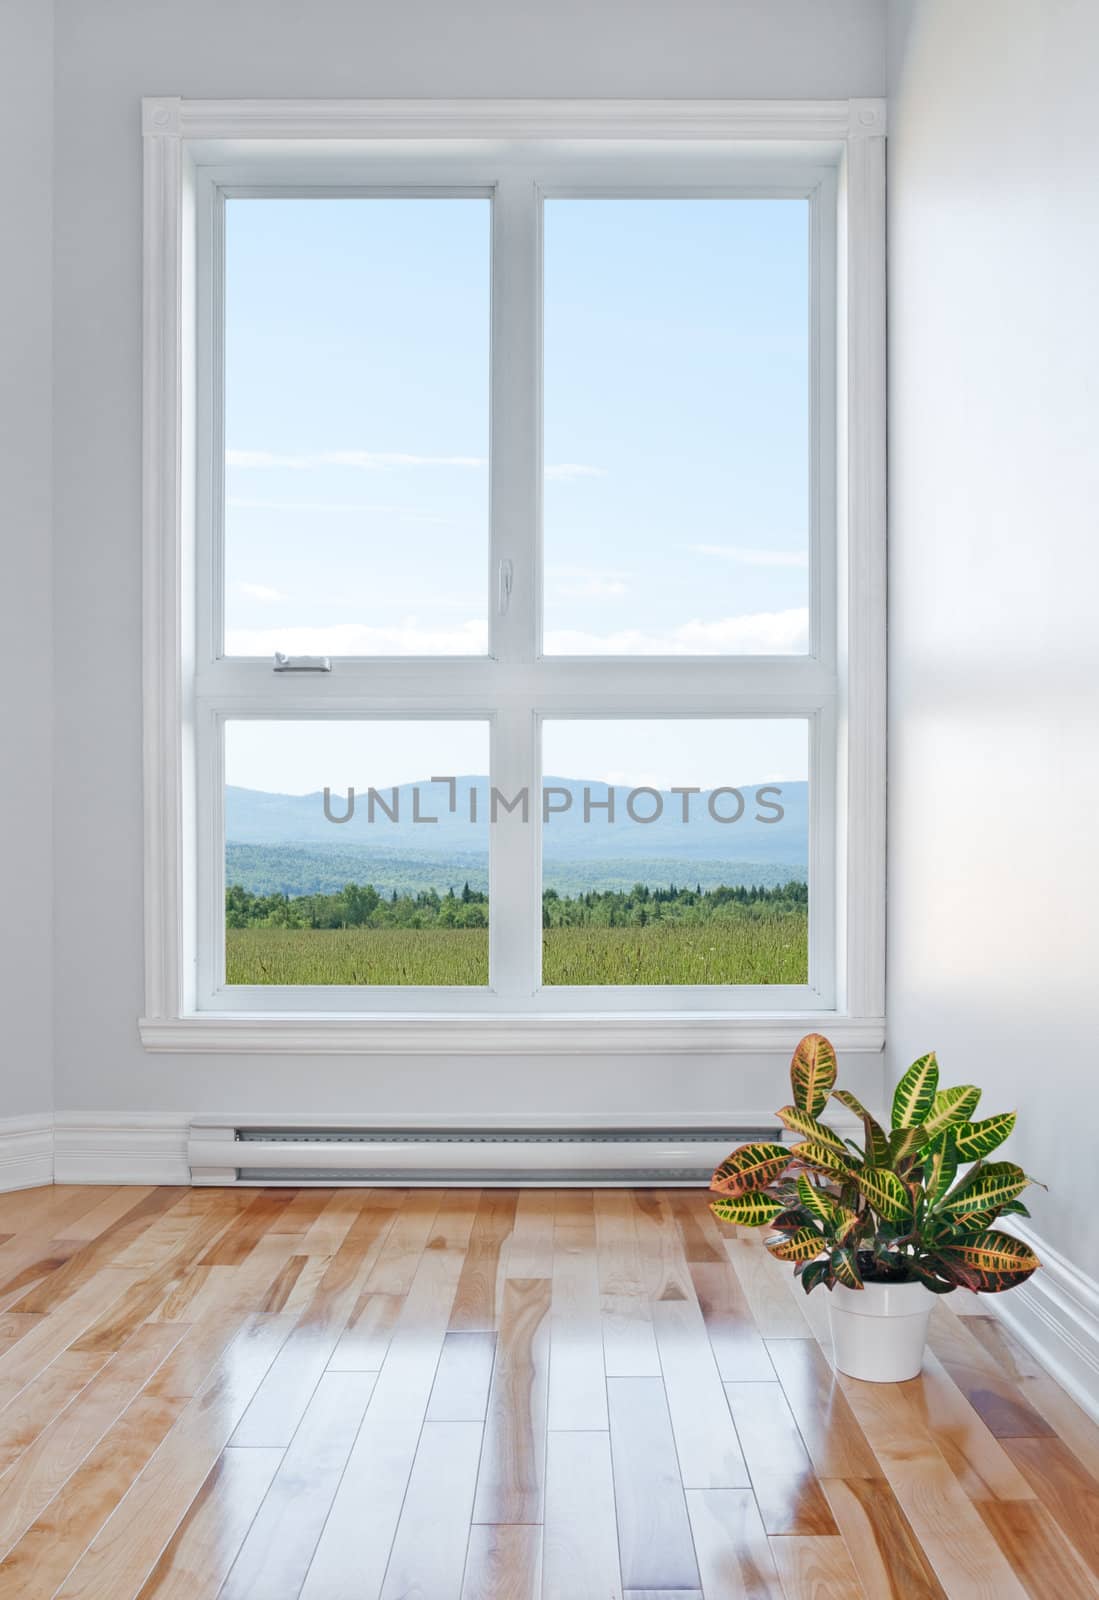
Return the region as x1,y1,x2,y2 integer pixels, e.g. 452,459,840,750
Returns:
225,879,808,932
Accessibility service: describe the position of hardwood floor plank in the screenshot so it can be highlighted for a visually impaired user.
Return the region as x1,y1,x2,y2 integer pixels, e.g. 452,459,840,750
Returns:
219,1371,376,1600
542,1429,623,1600
926,1304,1057,1438
977,1498,1099,1600
837,1370,1032,1598
726,1234,813,1339
0,1389,188,1599
0,1314,39,1363
230,1198,398,1446
133,1446,283,1600
821,1477,947,1600
358,1188,442,1294
46,1314,295,1600
0,1323,185,1556
688,1260,774,1381
9,1190,188,1314
0,1267,139,1409
766,1339,878,1479
0,1347,104,1475
724,1380,837,1534
54,1188,157,1243
380,1420,484,1600
607,1376,699,1592
593,1189,660,1379
651,1288,749,1488
299,1234,469,1600
1017,1372,1099,1484
472,1276,551,1524
449,1190,518,1332
504,1189,555,1279
1006,1436,1099,1578
768,1534,869,1599
903,1351,1036,1502
685,1487,786,1599
460,1524,542,1600
547,1196,606,1429
426,1329,496,1421
327,1289,404,1371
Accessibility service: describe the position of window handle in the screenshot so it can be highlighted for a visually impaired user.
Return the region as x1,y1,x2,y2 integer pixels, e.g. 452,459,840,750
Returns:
273,652,332,672
498,559,514,616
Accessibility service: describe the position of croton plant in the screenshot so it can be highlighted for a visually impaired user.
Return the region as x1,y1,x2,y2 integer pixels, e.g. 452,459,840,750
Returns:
710,1033,1042,1295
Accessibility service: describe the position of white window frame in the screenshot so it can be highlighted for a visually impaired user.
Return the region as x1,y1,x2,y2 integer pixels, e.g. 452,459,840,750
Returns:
139,97,885,1056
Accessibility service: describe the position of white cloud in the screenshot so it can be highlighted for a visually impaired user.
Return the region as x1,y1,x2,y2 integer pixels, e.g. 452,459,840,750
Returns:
690,544,808,568
227,498,447,520
225,608,808,658
227,449,487,470
547,564,627,600
224,620,490,657
226,450,604,479
543,607,809,655
545,463,607,481
238,582,286,604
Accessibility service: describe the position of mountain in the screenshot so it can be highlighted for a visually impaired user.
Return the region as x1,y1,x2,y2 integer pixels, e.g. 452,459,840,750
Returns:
225,776,807,867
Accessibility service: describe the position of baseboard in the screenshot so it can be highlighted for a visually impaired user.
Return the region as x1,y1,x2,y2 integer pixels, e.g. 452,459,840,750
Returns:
0,1115,54,1191
991,1222,1099,1424
53,1112,190,1185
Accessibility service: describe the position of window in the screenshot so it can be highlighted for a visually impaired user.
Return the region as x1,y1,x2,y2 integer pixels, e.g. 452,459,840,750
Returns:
140,99,885,1051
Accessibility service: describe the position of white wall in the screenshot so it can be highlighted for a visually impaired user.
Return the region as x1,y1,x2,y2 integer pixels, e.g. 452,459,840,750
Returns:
1,0,54,1121
887,0,1099,1279
49,0,886,1120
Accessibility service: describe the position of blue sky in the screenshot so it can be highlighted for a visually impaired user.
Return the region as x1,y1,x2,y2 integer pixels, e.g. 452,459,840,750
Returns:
223,195,809,792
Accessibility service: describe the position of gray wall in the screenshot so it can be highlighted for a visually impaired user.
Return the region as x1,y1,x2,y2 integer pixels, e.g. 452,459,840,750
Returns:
1,0,54,1119
887,0,1099,1277
48,0,887,1119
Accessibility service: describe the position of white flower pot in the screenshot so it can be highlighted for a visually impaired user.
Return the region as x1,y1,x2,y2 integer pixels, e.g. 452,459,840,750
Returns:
828,1277,937,1382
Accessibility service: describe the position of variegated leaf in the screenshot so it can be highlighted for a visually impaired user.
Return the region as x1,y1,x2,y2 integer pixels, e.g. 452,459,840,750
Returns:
924,1134,958,1206
790,1033,838,1118
834,1207,862,1245
831,1088,891,1166
892,1052,939,1129
800,1259,830,1294
709,1192,787,1228
788,1140,857,1180
710,1141,792,1197
795,1173,838,1224
766,1226,824,1263
889,1124,925,1164
933,1229,1040,1293
776,1105,850,1155
921,1085,981,1140
937,1161,1030,1217
953,1112,1017,1163
907,1259,958,1294
854,1166,913,1222
830,1245,863,1288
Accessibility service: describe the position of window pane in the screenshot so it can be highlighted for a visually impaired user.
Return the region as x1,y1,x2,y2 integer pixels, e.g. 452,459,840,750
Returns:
543,200,809,655
541,719,808,985
224,720,489,985
223,199,490,656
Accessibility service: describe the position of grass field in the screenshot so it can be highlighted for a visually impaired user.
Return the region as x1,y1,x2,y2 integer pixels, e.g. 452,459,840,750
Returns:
225,913,807,987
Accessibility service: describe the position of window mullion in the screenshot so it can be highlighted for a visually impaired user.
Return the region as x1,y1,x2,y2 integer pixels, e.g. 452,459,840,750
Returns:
489,173,541,664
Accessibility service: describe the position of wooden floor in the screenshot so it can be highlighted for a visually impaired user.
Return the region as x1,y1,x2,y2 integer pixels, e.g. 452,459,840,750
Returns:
0,1186,1095,1600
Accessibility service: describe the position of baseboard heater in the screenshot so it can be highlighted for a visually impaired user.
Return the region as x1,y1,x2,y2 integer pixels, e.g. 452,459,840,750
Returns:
187,1123,781,1187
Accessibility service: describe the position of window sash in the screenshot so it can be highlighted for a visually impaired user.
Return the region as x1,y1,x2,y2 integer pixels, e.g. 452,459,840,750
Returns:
193,148,838,1014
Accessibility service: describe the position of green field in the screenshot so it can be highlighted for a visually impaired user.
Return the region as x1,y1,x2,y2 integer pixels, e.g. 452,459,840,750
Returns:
226,912,807,987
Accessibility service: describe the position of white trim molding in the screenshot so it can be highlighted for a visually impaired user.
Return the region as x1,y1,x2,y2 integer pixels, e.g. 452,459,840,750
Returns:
139,1012,886,1055
53,1113,191,1186
992,1223,1099,1425
0,1115,54,1192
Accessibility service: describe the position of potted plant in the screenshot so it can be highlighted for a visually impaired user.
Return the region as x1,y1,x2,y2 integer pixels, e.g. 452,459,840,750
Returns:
710,1033,1042,1382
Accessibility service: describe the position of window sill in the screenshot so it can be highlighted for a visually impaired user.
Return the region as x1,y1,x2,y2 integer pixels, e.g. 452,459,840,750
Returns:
139,1012,885,1055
